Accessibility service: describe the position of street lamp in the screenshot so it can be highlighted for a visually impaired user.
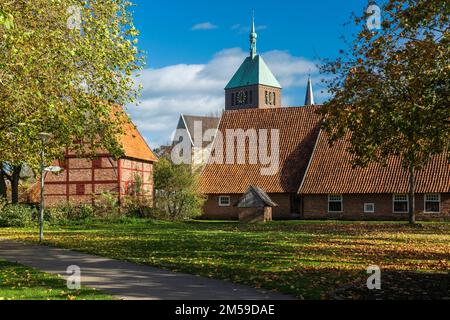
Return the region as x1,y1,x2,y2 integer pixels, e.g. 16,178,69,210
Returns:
38,132,51,243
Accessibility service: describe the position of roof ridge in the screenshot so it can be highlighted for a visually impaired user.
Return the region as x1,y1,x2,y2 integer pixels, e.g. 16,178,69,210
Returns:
297,129,322,194
223,105,321,114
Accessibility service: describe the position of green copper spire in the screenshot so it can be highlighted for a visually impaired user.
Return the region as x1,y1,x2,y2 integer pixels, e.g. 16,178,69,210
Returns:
225,13,282,90
250,12,257,59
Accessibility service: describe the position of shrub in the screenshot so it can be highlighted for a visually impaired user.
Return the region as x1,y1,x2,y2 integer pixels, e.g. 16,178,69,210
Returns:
0,198,7,212
93,192,120,217
0,204,36,227
122,196,159,219
77,203,95,220
154,158,206,221
44,202,95,226
44,206,69,226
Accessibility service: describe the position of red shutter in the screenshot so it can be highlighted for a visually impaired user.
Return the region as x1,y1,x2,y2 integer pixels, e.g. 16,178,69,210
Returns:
76,184,85,195
92,158,102,168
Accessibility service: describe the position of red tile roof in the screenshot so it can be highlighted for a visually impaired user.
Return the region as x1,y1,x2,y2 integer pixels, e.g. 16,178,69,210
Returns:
298,131,450,194
119,119,158,162
200,106,321,194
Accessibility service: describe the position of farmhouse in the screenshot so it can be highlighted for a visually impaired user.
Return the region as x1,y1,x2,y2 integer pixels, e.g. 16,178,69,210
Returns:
199,17,450,220
28,115,157,206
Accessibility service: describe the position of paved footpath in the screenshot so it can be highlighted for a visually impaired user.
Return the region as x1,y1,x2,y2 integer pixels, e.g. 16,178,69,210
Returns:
0,240,294,300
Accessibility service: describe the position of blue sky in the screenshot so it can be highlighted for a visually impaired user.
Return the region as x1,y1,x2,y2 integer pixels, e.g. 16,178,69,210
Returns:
127,0,371,147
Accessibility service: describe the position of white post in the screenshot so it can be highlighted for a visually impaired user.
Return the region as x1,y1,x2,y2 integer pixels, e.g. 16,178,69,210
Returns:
39,146,45,243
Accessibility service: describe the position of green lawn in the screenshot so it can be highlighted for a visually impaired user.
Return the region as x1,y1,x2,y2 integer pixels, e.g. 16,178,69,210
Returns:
0,259,112,300
1,220,449,299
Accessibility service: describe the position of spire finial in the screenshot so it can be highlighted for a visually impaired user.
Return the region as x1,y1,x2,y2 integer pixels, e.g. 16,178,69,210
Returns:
305,75,316,106
250,11,257,59
252,10,255,33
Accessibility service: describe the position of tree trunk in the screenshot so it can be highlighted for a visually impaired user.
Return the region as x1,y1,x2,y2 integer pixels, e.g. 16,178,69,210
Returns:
0,164,7,200
408,164,416,225
10,165,22,204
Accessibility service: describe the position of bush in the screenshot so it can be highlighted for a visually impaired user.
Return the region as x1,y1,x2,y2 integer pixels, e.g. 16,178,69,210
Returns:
122,196,161,219
154,158,206,221
0,204,36,227
93,192,120,218
44,202,95,226
44,205,69,226
0,198,7,212
42,193,161,226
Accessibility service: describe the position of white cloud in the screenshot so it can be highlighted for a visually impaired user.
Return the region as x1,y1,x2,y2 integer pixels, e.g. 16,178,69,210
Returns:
191,22,218,31
129,48,324,148
263,50,318,87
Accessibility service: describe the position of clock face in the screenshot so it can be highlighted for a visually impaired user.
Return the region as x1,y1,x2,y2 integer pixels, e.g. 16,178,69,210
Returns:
236,91,246,104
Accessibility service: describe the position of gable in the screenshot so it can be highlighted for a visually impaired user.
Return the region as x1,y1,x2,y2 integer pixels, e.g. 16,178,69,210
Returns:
175,114,221,148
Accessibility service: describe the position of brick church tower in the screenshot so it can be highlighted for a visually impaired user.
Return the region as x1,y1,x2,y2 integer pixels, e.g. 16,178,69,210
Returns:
225,15,282,110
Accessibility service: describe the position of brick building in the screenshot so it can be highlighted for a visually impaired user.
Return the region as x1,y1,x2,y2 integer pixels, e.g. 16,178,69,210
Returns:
29,117,157,206
199,17,449,221
298,131,450,220
200,106,321,220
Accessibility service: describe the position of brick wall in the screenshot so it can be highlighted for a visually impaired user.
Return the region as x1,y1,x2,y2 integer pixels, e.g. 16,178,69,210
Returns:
302,193,450,220
225,85,282,110
43,156,154,207
44,156,119,206
118,158,154,203
202,193,293,220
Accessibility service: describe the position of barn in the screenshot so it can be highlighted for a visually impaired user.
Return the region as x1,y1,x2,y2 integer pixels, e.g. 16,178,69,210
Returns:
28,119,157,206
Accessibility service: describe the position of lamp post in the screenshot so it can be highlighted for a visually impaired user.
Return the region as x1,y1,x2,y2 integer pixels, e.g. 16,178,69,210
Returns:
38,132,51,243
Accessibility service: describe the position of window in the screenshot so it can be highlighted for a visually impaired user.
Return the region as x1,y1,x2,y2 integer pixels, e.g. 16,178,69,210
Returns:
328,195,343,212
424,194,440,213
231,93,235,106
249,90,253,104
245,91,248,104
219,196,231,207
364,203,375,213
273,92,276,105
393,194,408,213
265,91,268,104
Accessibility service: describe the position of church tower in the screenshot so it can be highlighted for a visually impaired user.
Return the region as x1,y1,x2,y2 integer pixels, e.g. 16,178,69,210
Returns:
304,75,316,106
225,15,282,110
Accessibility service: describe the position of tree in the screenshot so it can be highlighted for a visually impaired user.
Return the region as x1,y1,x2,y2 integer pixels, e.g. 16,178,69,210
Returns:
154,157,206,220
0,9,13,29
0,1,143,203
320,0,449,224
